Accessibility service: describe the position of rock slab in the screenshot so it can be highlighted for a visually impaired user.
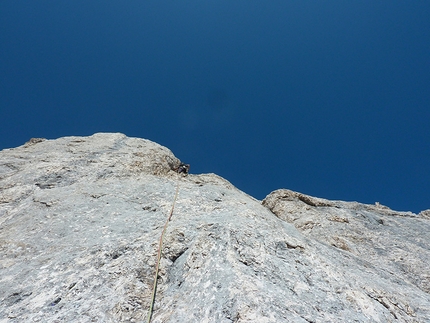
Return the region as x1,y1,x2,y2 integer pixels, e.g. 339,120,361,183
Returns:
0,133,429,322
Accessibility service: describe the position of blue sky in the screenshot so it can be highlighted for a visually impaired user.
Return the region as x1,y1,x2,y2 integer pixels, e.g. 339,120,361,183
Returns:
1,1,429,213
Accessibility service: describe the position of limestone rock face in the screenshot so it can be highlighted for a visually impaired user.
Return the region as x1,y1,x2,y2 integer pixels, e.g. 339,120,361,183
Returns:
262,189,430,296
1,133,429,323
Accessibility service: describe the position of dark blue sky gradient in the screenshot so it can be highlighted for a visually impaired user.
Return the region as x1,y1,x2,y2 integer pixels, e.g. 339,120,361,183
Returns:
1,1,429,212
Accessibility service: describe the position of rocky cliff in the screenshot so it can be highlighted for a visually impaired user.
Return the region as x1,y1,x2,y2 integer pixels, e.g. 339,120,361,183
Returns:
1,133,429,323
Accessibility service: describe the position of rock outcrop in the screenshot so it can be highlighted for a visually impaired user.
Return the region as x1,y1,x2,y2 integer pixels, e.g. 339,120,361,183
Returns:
1,133,429,323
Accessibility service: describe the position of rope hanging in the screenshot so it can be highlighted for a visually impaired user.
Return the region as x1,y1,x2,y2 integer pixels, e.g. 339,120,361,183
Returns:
146,163,189,323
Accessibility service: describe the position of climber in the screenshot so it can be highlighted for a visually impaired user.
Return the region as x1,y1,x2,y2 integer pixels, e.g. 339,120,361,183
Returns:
176,163,190,175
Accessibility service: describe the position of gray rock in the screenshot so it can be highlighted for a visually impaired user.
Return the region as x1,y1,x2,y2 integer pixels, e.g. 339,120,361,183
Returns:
1,133,429,323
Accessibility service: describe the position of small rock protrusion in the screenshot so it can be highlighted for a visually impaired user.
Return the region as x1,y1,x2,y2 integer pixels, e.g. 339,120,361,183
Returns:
23,138,46,148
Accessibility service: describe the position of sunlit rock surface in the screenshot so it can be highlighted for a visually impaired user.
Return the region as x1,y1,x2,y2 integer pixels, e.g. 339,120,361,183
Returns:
1,133,429,322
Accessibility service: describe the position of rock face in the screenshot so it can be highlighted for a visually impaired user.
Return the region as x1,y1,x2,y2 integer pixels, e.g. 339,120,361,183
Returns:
0,133,429,323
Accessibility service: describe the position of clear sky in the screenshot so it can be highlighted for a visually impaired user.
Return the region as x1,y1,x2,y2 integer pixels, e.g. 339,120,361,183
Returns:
1,1,429,213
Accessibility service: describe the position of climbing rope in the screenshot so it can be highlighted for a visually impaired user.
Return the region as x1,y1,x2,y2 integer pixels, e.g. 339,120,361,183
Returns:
146,163,189,323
